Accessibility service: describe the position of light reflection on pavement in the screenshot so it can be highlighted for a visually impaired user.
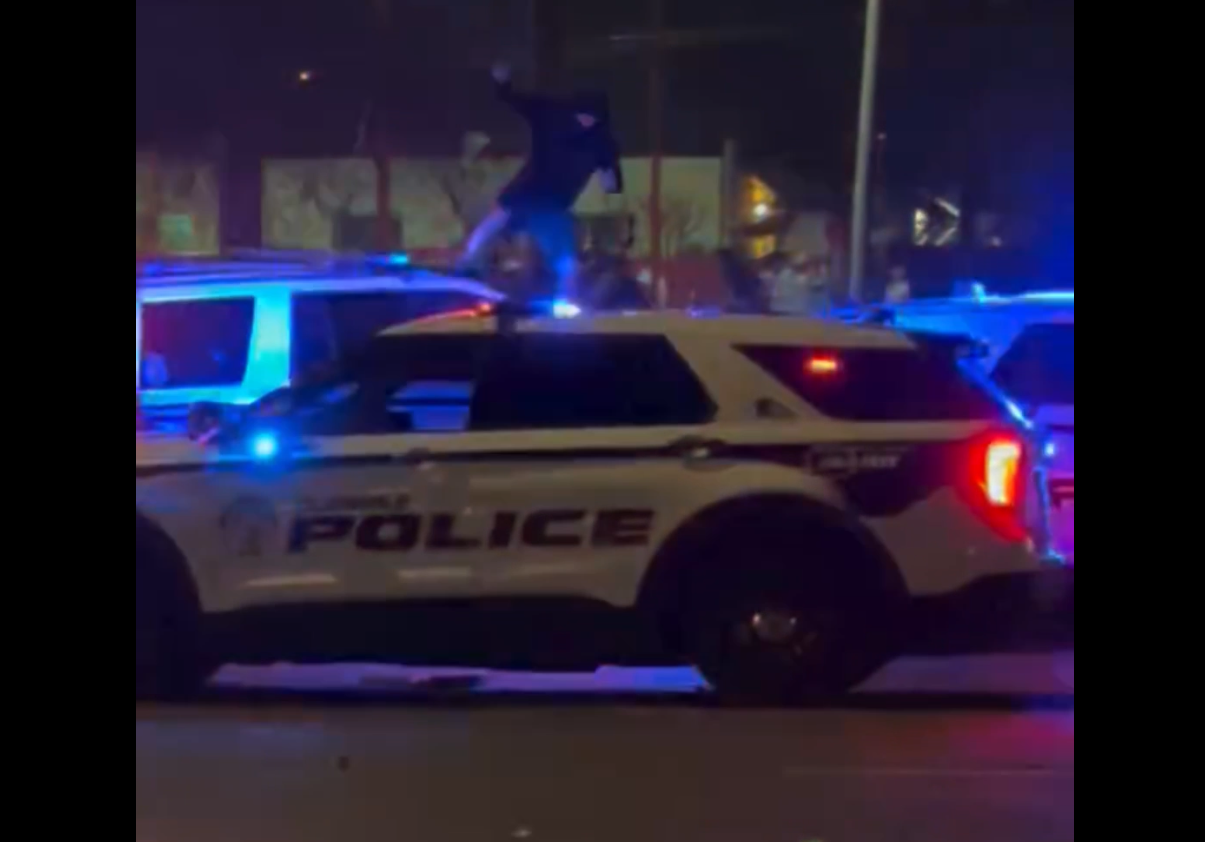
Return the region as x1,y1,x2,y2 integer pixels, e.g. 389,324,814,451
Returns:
212,652,1074,698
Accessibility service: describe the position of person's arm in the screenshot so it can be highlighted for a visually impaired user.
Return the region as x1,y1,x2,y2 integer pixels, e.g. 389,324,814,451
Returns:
493,62,548,122
596,133,625,195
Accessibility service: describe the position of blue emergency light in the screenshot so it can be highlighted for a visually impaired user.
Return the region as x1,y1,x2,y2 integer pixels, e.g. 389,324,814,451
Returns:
551,300,583,319
250,432,281,461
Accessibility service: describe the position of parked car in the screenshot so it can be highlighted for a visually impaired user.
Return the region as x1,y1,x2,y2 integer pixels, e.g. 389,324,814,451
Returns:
137,306,1070,705
136,252,505,434
842,288,1074,562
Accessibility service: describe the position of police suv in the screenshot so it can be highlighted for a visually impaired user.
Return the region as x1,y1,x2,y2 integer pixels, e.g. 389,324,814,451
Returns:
848,288,1075,562
135,252,506,435
136,306,1072,704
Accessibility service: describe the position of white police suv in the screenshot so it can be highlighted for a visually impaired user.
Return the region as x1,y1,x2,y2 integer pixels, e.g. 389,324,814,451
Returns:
849,288,1075,563
136,307,1072,704
135,252,506,435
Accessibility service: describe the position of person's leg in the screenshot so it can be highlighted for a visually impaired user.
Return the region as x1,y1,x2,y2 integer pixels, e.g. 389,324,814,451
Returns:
457,205,511,273
528,209,579,302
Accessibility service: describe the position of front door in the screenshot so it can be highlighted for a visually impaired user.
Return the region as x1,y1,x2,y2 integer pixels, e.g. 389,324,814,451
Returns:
156,433,426,615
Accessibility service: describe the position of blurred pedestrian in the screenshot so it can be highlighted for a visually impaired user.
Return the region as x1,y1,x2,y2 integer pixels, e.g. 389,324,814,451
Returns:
718,249,768,313
885,265,912,304
764,252,813,316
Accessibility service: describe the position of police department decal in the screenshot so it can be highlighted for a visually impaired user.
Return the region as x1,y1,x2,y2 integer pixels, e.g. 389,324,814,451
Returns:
288,504,656,555
220,496,281,558
808,445,908,478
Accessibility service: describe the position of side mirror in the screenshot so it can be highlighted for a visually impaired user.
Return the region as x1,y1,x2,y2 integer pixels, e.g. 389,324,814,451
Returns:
188,402,253,445
187,402,226,442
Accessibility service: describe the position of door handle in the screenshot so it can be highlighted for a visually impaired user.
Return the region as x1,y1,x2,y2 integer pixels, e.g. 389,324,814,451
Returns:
397,448,435,467
669,436,726,458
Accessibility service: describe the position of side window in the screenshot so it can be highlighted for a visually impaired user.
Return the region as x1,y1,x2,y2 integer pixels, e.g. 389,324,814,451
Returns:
291,292,410,379
300,336,488,437
291,295,339,380
140,299,255,389
992,324,1076,408
291,291,490,379
737,345,999,421
472,335,714,431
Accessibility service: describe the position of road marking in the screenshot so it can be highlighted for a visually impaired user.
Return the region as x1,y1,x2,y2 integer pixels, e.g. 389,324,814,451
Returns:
396,568,473,582
244,573,338,589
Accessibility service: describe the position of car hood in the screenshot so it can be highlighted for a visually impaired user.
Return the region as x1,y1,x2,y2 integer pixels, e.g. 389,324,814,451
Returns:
136,435,208,473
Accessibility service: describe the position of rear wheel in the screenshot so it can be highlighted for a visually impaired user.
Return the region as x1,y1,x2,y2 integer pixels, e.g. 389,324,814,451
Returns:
684,542,899,706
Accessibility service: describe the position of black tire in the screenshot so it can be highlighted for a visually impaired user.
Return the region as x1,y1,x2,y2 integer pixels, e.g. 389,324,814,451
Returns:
136,554,209,702
683,539,900,707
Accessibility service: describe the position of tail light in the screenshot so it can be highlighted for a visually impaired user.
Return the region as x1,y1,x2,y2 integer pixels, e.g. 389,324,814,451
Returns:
965,430,1030,542
985,437,1023,508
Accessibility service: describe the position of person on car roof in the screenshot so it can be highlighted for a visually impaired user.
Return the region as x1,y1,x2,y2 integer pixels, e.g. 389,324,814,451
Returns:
458,62,625,302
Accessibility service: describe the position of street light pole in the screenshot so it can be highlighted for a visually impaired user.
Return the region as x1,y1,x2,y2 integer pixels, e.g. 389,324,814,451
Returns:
145,149,162,255
369,0,395,253
648,0,665,291
850,0,885,303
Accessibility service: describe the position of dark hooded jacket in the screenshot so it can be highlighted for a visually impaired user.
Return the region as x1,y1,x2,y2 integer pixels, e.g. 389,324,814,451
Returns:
496,81,624,212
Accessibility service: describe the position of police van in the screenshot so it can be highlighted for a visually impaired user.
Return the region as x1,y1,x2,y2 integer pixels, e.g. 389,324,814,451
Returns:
136,307,1072,705
135,252,506,435
845,288,1075,563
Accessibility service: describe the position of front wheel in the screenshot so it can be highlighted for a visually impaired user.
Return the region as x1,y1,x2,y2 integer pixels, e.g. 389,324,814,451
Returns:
686,556,898,706
136,567,209,702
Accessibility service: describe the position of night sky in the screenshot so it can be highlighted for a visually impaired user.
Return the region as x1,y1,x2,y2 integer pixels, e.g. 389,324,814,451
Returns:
136,0,1074,206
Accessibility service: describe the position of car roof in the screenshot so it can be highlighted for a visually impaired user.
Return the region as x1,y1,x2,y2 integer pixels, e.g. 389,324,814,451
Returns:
382,310,919,349
885,291,1075,316
136,252,506,301
136,273,506,303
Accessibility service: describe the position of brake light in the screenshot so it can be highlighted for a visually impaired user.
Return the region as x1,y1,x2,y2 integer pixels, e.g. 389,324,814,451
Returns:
964,431,1029,541
985,438,1023,507
806,354,842,376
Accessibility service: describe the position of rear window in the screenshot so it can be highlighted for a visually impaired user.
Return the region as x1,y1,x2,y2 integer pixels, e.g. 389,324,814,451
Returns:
140,299,255,389
992,324,1075,407
738,345,998,421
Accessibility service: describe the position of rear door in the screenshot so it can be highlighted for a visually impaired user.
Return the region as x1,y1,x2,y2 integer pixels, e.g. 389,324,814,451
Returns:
991,322,1076,561
411,332,720,606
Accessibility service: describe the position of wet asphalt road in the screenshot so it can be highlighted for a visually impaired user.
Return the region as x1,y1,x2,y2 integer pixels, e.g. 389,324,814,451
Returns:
136,656,1074,842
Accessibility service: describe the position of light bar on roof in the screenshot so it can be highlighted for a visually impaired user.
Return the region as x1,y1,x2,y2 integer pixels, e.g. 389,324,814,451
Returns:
135,250,417,285
138,260,313,278
1019,290,1075,303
